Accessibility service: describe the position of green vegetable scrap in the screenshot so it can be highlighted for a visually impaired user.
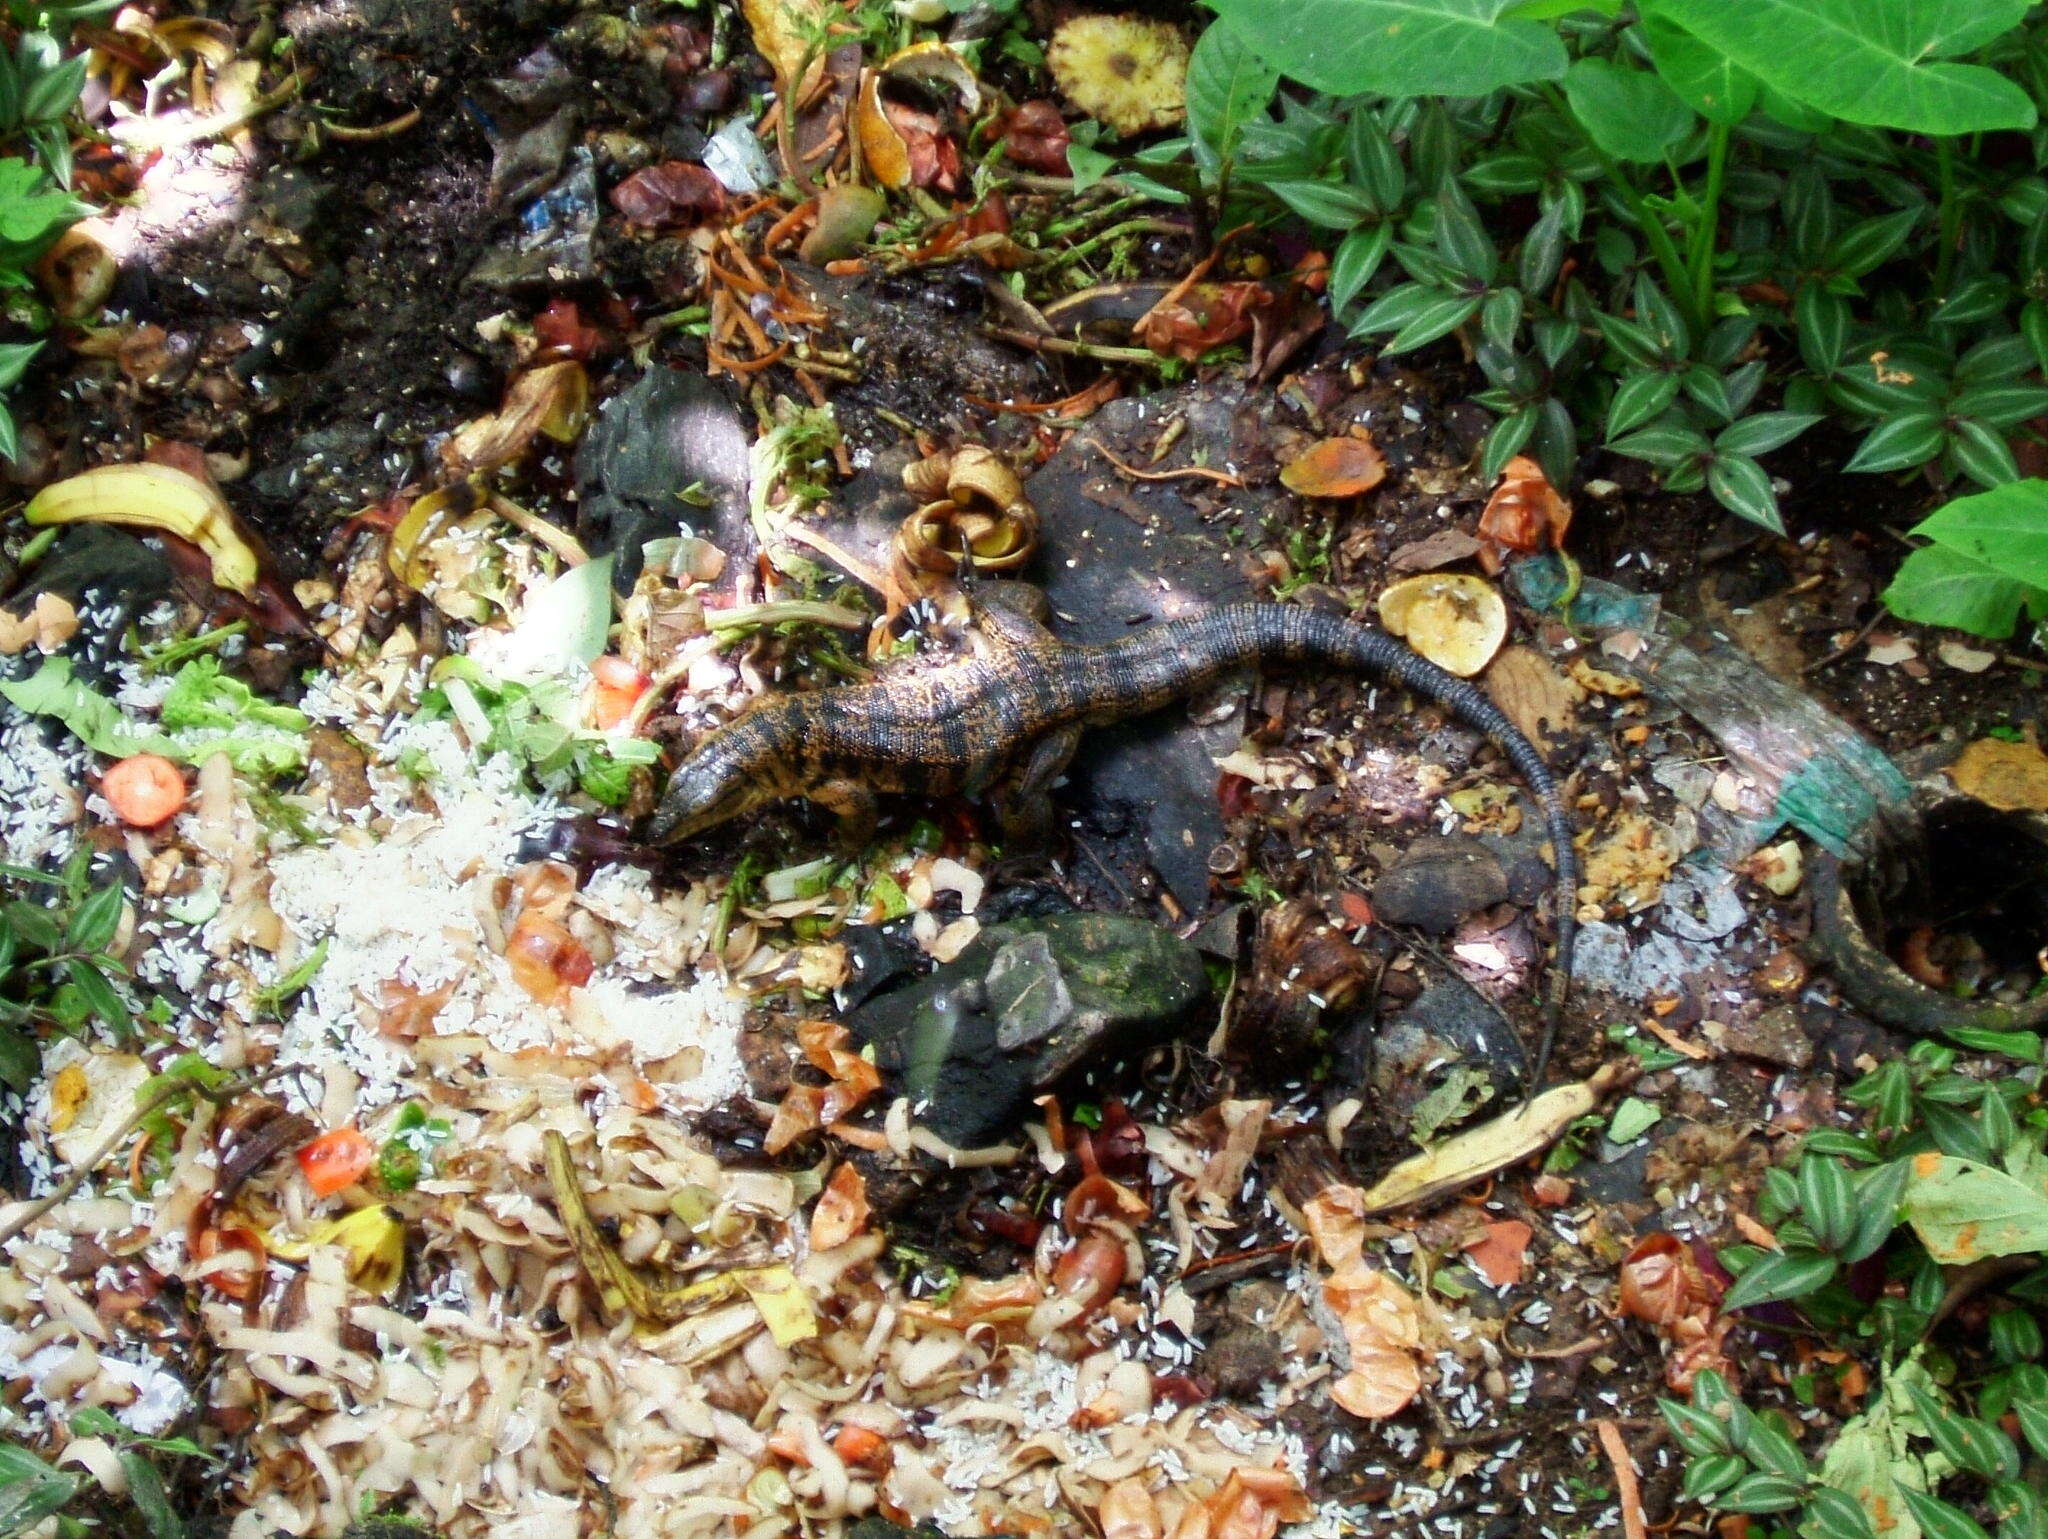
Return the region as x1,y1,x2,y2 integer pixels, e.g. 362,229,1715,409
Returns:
0,654,311,776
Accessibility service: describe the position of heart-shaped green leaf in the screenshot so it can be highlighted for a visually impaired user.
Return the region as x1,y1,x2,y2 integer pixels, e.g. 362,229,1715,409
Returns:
1204,0,1567,99
1642,0,2036,134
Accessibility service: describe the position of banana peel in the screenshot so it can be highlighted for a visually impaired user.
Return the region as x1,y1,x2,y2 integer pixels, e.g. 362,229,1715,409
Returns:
1355,1061,1636,1215
543,1129,816,1345
24,463,262,599
268,1204,406,1297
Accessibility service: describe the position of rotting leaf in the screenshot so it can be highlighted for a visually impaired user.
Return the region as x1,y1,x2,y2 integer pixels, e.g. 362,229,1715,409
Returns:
1900,1151,2048,1264
1484,643,1583,746
1279,435,1388,498
611,161,727,228
1377,573,1508,677
1478,454,1572,570
1947,735,2048,812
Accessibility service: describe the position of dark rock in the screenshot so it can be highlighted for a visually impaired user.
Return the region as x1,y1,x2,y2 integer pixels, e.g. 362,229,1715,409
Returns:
256,166,334,234
1369,961,1527,1136
1022,384,1270,914
836,921,925,1011
1200,1279,1290,1399
1720,1003,1813,1071
3,526,172,690
1371,837,1509,933
572,365,752,591
850,912,1208,1146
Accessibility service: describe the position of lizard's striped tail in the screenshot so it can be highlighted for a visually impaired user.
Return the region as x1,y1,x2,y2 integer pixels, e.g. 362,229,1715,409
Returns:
1096,603,1579,1085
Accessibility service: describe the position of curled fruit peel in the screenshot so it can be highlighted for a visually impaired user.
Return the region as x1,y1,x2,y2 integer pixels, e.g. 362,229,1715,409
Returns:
25,462,261,597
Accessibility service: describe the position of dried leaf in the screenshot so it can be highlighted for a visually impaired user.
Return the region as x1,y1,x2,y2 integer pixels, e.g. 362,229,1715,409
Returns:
1280,435,1387,498
1478,454,1571,559
1463,1219,1533,1287
1484,643,1583,745
1132,281,1272,361
1948,735,2048,811
1388,528,1483,572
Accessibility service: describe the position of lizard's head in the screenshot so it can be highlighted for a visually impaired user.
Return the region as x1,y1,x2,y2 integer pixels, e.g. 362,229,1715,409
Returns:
645,722,779,843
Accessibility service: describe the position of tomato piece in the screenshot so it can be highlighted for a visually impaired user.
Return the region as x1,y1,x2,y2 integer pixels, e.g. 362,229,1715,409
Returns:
297,1127,375,1195
101,753,187,827
192,1225,266,1299
505,910,593,1007
586,655,651,730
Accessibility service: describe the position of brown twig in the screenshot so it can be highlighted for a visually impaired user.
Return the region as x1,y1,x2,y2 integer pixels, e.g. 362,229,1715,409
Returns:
322,106,422,142
982,326,1164,366
1089,438,1244,488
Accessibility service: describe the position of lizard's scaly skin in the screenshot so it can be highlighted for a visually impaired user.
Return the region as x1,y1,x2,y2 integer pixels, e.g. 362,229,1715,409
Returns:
651,602,1578,1072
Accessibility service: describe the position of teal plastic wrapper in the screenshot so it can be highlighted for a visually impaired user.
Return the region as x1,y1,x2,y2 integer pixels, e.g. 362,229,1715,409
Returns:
1508,555,1910,859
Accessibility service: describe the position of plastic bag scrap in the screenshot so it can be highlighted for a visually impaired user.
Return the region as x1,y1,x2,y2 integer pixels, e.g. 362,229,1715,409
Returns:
1512,554,1911,864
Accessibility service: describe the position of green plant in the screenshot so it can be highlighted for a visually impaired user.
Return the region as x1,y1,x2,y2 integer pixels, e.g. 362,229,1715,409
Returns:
1883,479,2048,638
1154,0,2048,626
0,848,137,1090
0,12,93,460
0,1402,216,1539
1656,1026,2048,1536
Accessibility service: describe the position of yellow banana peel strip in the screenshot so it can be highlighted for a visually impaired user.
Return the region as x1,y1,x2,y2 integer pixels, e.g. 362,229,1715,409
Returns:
544,1130,816,1344
24,463,261,598
268,1205,407,1297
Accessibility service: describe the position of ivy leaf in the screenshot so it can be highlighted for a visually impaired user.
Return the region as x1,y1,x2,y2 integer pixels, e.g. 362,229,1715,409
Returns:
64,879,125,955
1948,419,2022,488
1606,370,1683,439
1803,1487,1879,1539
1721,1248,1836,1309
1266,179,1378,230
1845,412,1947,473
1718,1471,1806,1513
1202,0,1568,99
1564,56,1695,162
1716,412,1821,458
117,1450,184,1539
64,957,127,1030
1706,453,1785,534
1185,18,1280,178
1328,224,1393,314
1641,0,2036,135
1897,1488,1994,1539
1610,419,1712,468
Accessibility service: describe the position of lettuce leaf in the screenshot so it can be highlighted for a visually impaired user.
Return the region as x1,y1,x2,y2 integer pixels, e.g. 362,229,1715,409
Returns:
0,655,307,777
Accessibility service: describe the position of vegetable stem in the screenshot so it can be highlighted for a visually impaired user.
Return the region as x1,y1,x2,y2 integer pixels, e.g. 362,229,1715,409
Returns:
1935,137,1959,294
1543,84,1704,337
1688,122,1730,323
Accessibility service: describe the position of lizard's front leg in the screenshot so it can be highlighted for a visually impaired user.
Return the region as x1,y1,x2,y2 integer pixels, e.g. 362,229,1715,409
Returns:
807,778,879,850
990,725,1081,847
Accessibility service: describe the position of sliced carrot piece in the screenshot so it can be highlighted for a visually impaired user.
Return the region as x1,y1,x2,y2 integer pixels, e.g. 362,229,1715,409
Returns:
101,753,186,827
